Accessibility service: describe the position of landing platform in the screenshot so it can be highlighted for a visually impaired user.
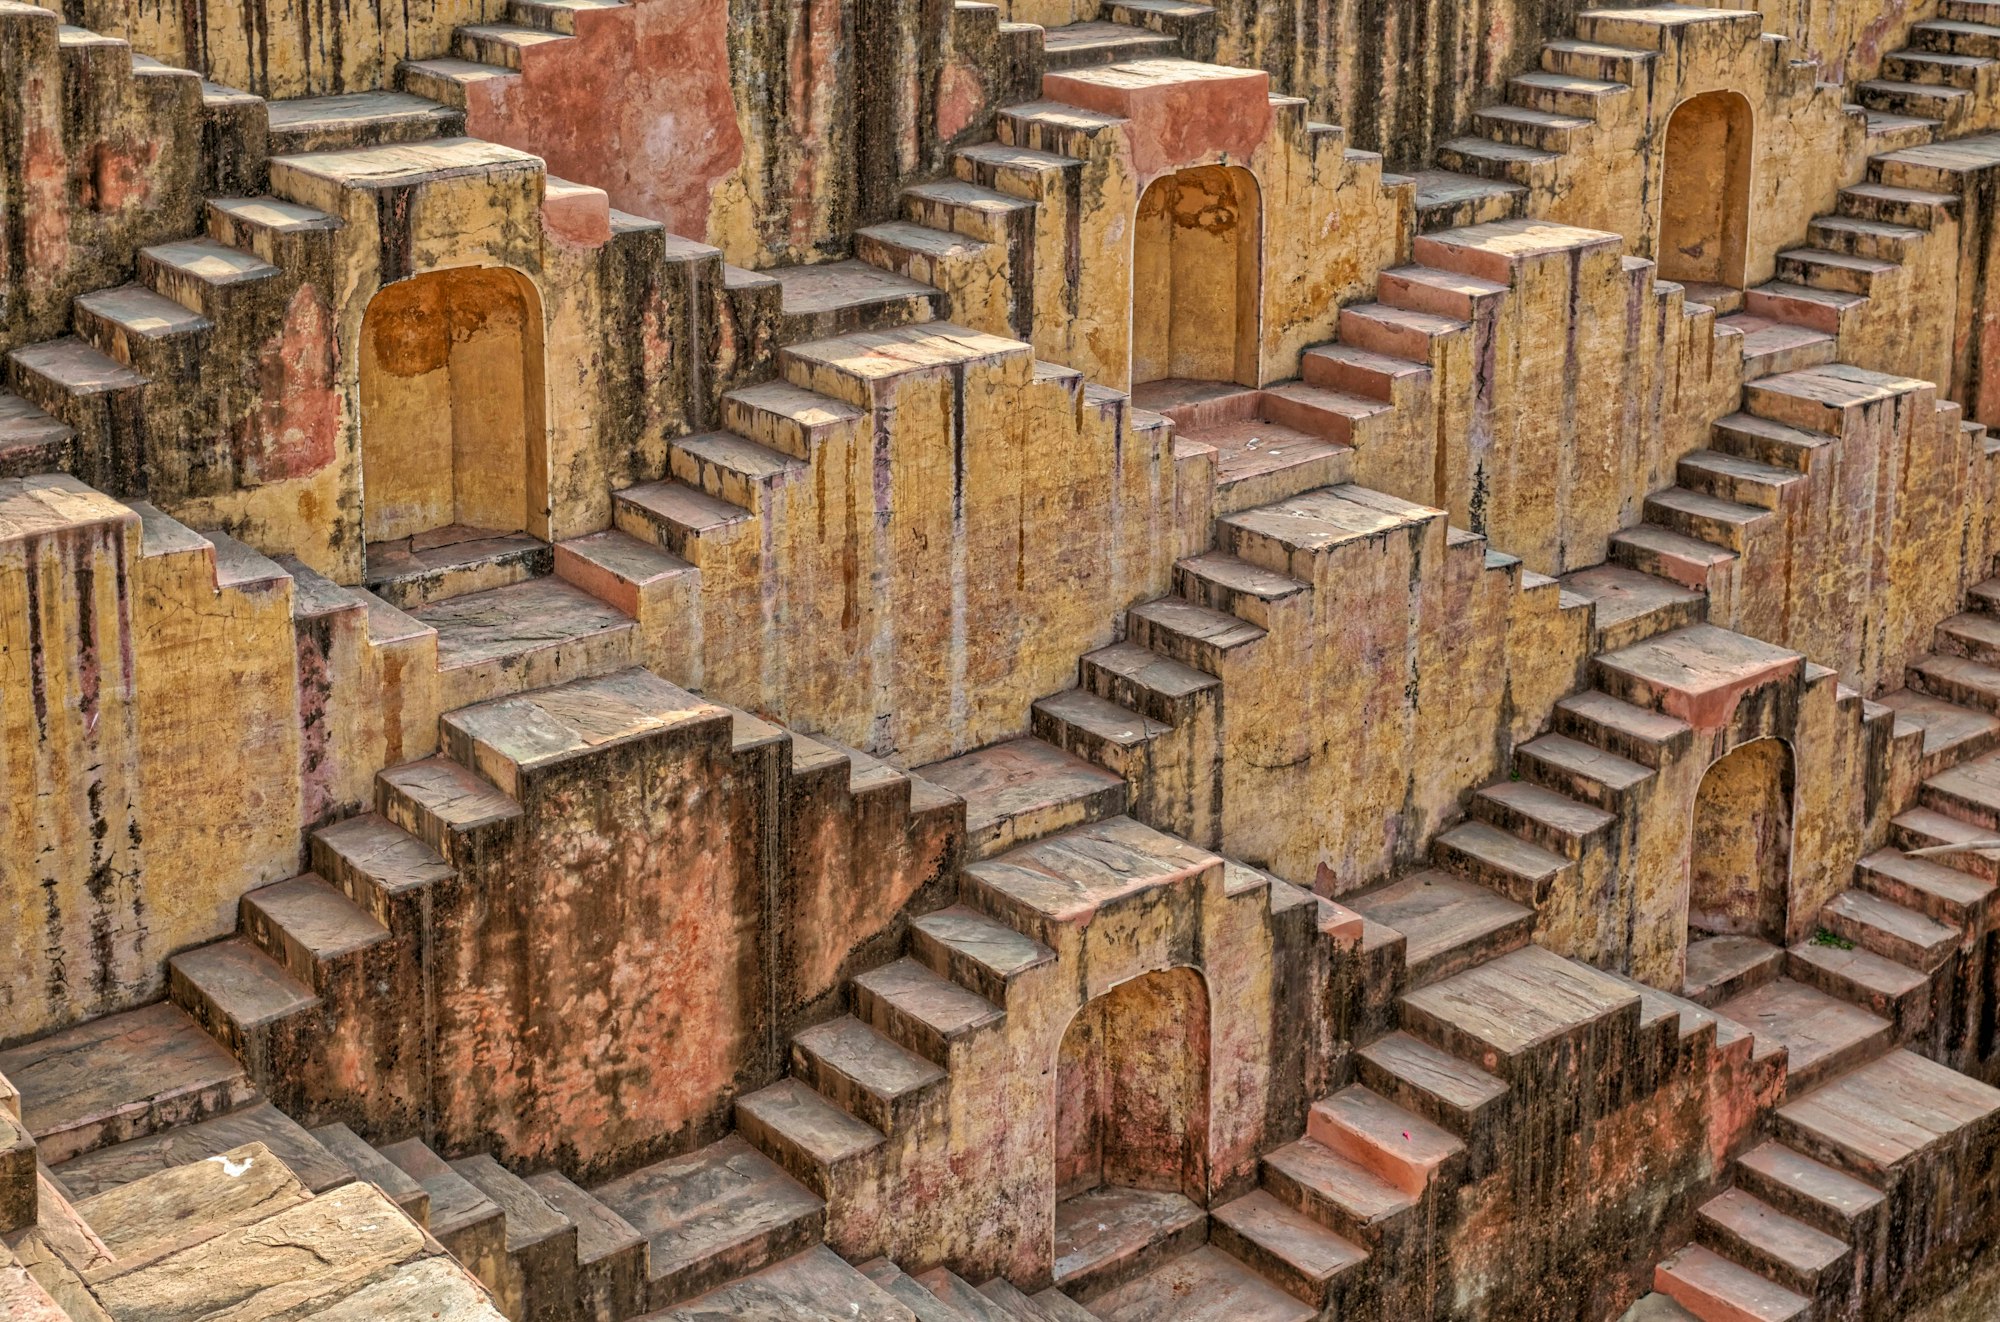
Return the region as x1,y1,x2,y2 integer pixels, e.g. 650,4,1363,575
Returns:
1085,1245,1314,1322
0,1002,254,1164
1595,624,1802,730
1053,1185,1205,1291
1718,977,1892,1093
1776,1048,2000,1180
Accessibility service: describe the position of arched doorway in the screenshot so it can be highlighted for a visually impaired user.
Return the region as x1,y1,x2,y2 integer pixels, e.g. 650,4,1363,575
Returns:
1131,165,1261,389
359,266,547,549
1657,91,1754,294
1052,967,1210,1293
1688,737,1795,946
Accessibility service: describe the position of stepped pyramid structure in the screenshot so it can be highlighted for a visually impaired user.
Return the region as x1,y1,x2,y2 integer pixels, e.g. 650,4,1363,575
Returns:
18,0,2000,1319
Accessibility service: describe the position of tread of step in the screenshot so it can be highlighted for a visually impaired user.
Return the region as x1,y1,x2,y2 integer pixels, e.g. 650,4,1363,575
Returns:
1856,846,1992,923
311,1122,431,1223
1344,870,1532,984
908,904,1056,1004
1354,1030,1507,1132
50,1101,349,1198
592,1134,824,1306
1716,977,1892,1092
1819,887,1959,968
1052,1184,1206,1295
1083,1244,1315,1322
0,1002,254,1163
791,1015,946,1133
1695,1186,1848,1295
266,90,463,152
918,736,1127,858
1655,1243,1810,1322
1209,1186,1367,1307
852,957,1004,1064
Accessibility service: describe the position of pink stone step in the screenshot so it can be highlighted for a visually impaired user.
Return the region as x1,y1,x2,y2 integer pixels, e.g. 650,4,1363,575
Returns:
1654,1243,1810,1322
1305,1085,1462,1197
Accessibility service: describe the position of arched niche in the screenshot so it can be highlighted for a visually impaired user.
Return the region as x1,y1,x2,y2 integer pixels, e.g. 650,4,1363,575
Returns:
1657,90,1755,294
1131,165,1262,389
359,265,549,547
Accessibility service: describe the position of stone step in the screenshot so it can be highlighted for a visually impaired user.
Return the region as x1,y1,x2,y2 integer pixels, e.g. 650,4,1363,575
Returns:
790,1015,946,1135
136,237,282,320
734,1076,886,1206
1574,4,1763,49
205,195,343,270
1081,640,1220,727
1806,214,1927,264
1473,102,1593,152
1041,19,1177,69
720,380,865,462
592,1133,824,1311
1553,690,1694,769
656,1244,917,1320
918,736,1128,859
507,0,624,33
1208,1188,1368,1309
1773,1048,2000,1185
1969,577,2000,615
1610,523,1738,593
1744,280,1867,337
1891,806,2000,884
1407,171,1526,232
1654,1243,1810,1322
1910,652,2000,715
3,336,148,493
1684,935,1785,1009
49,1101,349,1200
1775,247,1899,297
452,21,572,68
1856,847,1993,926
1716,977,1893,1094
1858,77,1972,126
363,526,552,609
1861,108,1943,153
1300,341,1432,407
1558,563,1707,652
900,178,1035,248
1171,551,1310,626
982,1274,1061,1321
408,575,639,713
1937,610,2000,667
1399,943,1639,1085
1336,301,1467,362
1430,819,1571,908
1345,870,1533,986
1515,731,1654,811
1034,1283,1101,1321
266,90,463,154
310,1121,431,1224
1051,1185,1207,1298
377,1137,508,1294
1594,625,1801,731
1433,135,1561,188
1695,1187,1849,1303
1836,181,1959,231
398,55,519,109
310,810,457,933
1732,1140,1886,1247
614,477,753,562
669,429,808,512
0,390,74,478
1541,37,1657,83
1306,1085,1463,1199
451,1153,579,1322
1878,688,2000,776
769,259,942,340
1675,449,1805,512
907,904,1056,1006
71,284,211,380
1255,380,1393,451
1469,779,1617,860
1507,68,1629,117
523,1170,649,1322
858,1257,966,1322
912,1265,1018,1321
1921,745,2000,830
1125,594,1270,672
1082,1244,1315,1322
239,872,393,993
1353,1030,1508,1138
1259,1136,1417,1247
1785,939,1930,1034
1715,316,1838,380
1032,687,1172,787
962,815,1218,952
164,938,317,1080
1643,485,1770,552
1914,16,2000,57
851,957,1004,1068
1817,888,1959,971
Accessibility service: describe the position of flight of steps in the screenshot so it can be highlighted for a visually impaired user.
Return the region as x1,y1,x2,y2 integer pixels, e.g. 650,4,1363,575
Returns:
1410,6,1768,234
1853,5,2000,147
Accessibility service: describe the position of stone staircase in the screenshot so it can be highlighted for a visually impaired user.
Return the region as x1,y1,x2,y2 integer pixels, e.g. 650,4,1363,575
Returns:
1852,3,2000,147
